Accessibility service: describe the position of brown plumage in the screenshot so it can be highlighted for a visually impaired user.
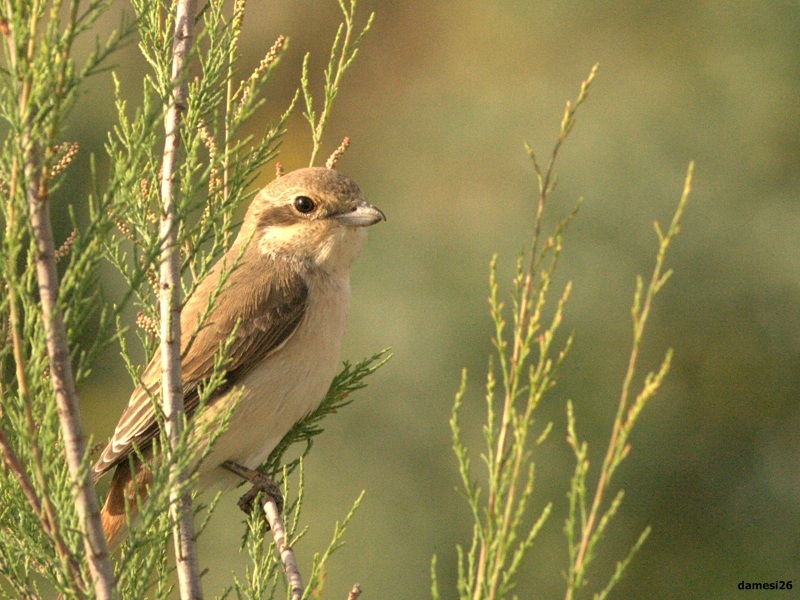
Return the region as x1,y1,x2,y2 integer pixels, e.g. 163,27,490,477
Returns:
93,167,384,547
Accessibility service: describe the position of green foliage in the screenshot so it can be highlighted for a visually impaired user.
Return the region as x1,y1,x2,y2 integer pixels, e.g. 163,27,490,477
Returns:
433,66,595,600
564,164,693,600
266,350,391,479
227,349,389,599
0,0,381,597
434,65,693,600
0,0,130,595
227,463,366,600
302,0,374,167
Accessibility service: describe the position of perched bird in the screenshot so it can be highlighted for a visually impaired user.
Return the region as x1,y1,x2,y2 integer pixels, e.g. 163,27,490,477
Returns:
93,167,384,548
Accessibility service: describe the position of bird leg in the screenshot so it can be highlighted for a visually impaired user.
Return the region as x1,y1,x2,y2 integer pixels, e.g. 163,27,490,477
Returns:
221,461,284,516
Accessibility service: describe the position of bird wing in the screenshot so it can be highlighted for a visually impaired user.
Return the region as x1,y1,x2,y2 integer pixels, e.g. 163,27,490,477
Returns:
92,253,308,478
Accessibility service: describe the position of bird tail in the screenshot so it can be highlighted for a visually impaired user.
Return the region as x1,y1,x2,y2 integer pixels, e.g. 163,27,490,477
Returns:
100,461,153,550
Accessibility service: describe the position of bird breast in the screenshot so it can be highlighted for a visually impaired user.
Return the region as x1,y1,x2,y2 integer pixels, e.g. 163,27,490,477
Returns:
195,270,351,490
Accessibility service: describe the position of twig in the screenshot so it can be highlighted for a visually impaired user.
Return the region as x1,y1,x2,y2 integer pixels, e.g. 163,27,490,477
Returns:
11,0,118,590
565,162,693,600
26,143,118,599
472,64,598,600
304,1,374,166
0,427,82,585
27,155,119,597
159,0,203,598
347,583,362,599
5,188,76,583
261,495,304,600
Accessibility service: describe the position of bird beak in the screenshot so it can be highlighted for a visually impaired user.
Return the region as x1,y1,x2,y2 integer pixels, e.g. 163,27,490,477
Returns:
333,200,386,227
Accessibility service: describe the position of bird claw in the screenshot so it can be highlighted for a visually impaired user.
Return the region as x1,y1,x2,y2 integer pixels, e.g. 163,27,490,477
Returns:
237,476,284,516
222,460,284,516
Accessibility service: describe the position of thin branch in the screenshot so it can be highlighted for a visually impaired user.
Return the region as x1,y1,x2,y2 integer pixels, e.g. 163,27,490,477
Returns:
10,2,118,594
0,426,83,585
565,162,693,600
159,0,203,597
472,64,598,600
26,129,118,600
261,495,304,600
4,165,72,580
304,0,374,166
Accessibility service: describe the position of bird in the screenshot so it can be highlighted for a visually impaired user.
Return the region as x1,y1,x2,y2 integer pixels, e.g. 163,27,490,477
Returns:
92,167,385,548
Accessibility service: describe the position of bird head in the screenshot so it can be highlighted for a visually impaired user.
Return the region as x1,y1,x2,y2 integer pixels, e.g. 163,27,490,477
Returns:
243,167,385,272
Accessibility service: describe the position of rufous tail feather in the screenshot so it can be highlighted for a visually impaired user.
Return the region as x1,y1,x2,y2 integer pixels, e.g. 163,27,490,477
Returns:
99,461,153,550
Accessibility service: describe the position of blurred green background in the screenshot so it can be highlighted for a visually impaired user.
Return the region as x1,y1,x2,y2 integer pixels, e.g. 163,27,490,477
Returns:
63,1,799,598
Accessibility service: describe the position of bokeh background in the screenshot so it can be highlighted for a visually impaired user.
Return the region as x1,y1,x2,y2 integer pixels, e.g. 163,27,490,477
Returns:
63,1,800,598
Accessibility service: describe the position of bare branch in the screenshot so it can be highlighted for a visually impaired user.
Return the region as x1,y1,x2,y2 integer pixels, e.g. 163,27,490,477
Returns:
261,495,304,600
26,141,118,599
159,0,203,597
9,3,119,587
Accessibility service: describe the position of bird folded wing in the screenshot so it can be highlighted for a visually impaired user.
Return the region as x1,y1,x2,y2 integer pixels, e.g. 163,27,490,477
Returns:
92,262,308,478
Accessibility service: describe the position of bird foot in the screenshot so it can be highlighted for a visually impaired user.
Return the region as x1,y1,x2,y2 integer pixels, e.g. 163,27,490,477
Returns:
221,460,284,516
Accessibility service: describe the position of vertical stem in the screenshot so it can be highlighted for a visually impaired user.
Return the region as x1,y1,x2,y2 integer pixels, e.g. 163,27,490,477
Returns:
159,1,203,598
26,147,118,599
7,1,117,594
565,163,692,600
262,497,304,600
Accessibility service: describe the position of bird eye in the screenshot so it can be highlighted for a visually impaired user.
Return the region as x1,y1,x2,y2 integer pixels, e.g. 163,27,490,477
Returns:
293,195,316,214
